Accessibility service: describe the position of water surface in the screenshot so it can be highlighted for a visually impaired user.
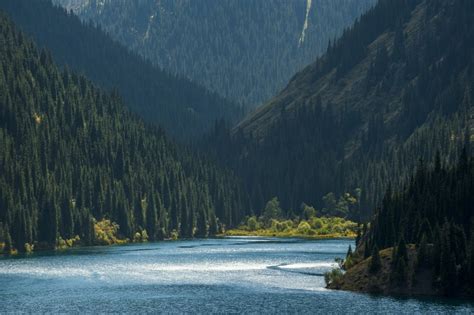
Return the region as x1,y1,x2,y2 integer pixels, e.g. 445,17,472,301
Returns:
0,237,472,313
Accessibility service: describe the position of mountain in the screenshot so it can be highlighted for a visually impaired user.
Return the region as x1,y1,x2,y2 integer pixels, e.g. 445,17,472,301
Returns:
207,0,474,219
55,0,376,107
0,0,242,140
0,11,248,253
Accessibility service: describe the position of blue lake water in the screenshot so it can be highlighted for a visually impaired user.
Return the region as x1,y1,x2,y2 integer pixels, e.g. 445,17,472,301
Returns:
0,237,472,313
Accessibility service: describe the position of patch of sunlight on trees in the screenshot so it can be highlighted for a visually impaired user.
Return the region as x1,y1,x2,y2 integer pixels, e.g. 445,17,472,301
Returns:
56,235,81,250
227,196,359,238
33,112,42,125
94,219,124,245
95,218,148,245
133,230,149,243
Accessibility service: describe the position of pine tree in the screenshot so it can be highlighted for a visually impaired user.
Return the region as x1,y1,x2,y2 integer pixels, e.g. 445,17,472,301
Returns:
369,244,382,274
347,244,353,259
394,258,407,285
441,253,458,296
209,213,218,236
396,237,408,264
364,241,371,259
195,206,208,238
146,194,158,240
356,228,361,246
417,233,429,268
3,224,13,253
468,233,474,287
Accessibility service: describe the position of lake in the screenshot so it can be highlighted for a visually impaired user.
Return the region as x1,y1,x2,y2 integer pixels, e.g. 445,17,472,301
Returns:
0,237,472,313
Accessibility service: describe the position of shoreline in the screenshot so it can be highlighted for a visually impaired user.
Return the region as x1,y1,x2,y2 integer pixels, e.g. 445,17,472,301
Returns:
221,229,356,240
1,235,354,257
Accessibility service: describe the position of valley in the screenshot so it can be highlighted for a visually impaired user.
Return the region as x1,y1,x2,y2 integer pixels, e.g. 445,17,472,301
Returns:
0,0,473,311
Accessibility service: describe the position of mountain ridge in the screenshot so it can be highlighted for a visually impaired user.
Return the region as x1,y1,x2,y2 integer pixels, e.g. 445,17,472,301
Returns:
207,0,473,218
55,0,376,107
0,0,242,141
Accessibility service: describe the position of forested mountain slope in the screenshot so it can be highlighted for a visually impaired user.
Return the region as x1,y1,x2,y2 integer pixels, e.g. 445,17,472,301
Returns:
0,12,248,253
0,0,242,140
334,153,474,297
209,0,474,219
55,0,376,107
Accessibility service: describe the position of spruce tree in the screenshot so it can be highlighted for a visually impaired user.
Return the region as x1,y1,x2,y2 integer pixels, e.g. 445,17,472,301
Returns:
3,224,13,254
396,237,408,264
394,258,407,285
347,245,353,258
417,233,429,268
468,233,474,287
369,245,382,274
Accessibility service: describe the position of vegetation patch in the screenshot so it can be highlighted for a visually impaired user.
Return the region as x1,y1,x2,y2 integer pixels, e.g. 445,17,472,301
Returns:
93,219,129,245
225,197,358,239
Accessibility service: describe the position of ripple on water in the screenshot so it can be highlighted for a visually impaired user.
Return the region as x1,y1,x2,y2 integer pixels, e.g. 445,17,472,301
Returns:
0,238,473,314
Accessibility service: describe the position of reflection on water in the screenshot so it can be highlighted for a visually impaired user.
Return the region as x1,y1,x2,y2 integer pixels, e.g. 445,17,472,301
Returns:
0,237,472,313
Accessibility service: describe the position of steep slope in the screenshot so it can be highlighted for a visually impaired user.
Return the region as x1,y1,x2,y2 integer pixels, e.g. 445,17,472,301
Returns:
0,12,247,252
209,0,474,219
55,0,376,107
0,0,242,140
333,155,474,297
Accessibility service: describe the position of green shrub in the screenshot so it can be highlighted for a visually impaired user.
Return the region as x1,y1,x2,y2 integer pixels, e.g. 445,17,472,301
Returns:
297,221,311,234
94,219,122,245
133,232,142,242
324,268,344,286
318,228,330,235
262,197,282,227
24,243,34,253
141,230,149,242
170,229,179,240
302,204,317,219
247,216,259,231
284,220,295,229
333,225,343,234
310,217,323,229
344,254,355,270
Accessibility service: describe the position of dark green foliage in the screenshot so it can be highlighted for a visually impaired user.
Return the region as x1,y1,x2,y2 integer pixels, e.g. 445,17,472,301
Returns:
56,0,375,107
468,231,474,287
369,245,381,274
392,258,407,285
0,0,243,140
261,197,282,227
355,228,361,247
204,0,474,220
347,245,353,259
417,233,429,268
365,155,474,295
0,12,248,251
2,224,12,253
440,252,458,297
389,237,409,285
396,238,408,264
